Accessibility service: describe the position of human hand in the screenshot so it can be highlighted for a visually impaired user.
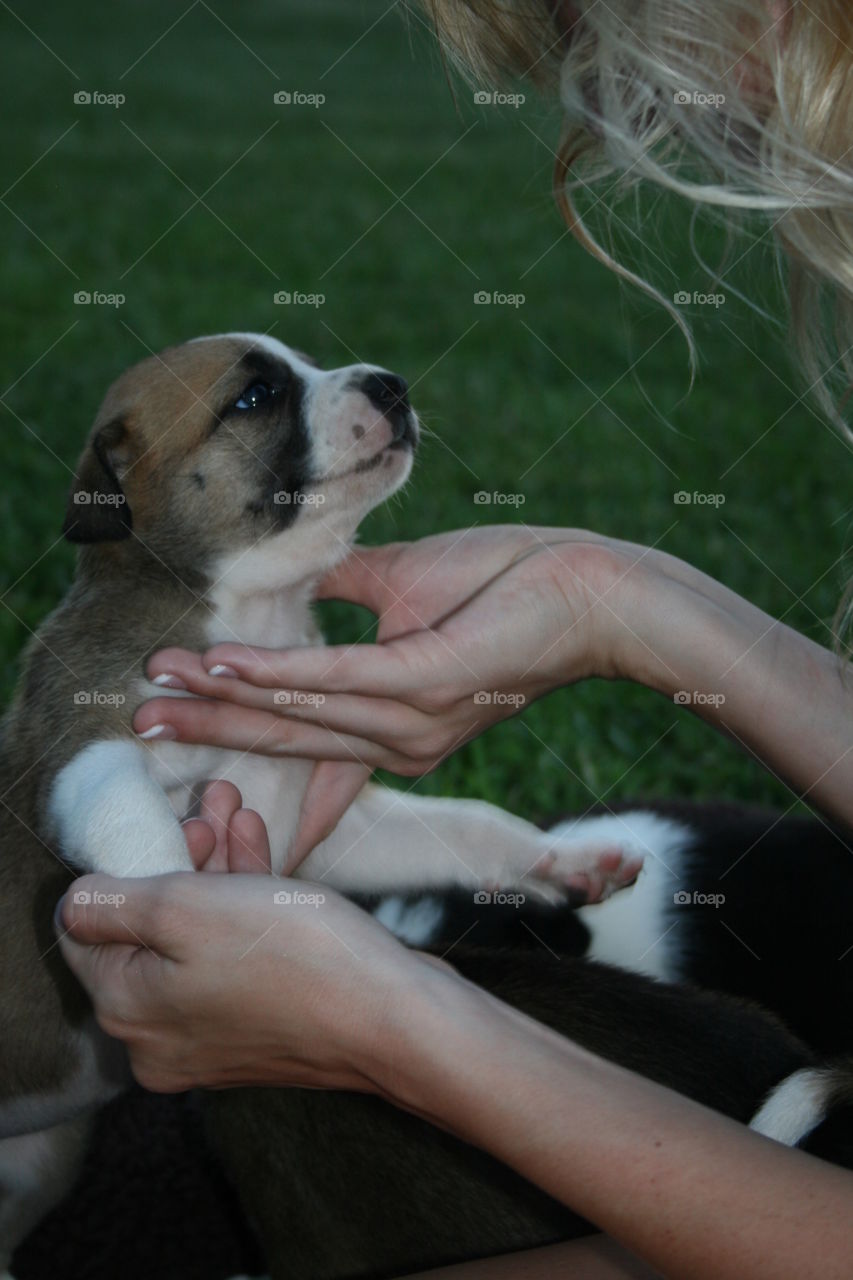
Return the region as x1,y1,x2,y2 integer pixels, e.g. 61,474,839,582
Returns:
55,860,433,1093
181,779,272,874
136,526,634,861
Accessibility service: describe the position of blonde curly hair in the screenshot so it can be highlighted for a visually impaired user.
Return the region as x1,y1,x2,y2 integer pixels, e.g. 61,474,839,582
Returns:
416,0,853,433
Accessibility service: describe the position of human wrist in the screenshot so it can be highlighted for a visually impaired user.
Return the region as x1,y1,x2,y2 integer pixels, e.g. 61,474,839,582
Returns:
540,539,637,683
361,956,591,1136
598,550,746,699
360,958,496,1114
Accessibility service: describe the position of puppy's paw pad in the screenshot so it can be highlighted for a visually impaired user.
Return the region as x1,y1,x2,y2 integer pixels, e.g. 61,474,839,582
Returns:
530,842,644,905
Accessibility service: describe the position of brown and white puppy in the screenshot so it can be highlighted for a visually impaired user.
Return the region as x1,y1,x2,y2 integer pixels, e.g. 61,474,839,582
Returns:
0,332,646,1270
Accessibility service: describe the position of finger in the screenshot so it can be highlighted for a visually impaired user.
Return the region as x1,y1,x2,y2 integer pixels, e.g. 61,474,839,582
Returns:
197,779,245,871
189,680,428,746
259,693,424,744
182,817,217,869
57,874,193,955
417,953,458,975
141,668,428,748
286,761,371,870
199,638,427,699
145,647,208,690
227,808,273,874
145,650,292,710
313,544,402,609
133,696,390,764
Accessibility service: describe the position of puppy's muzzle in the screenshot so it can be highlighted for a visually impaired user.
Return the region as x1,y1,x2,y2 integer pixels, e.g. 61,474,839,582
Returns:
360,371,417,447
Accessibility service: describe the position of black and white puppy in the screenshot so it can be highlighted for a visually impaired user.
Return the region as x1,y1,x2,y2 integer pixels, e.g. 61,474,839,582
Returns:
375,798,853,1151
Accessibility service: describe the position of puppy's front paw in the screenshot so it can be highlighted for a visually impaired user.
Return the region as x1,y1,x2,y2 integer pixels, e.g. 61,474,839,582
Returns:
524,837,644,906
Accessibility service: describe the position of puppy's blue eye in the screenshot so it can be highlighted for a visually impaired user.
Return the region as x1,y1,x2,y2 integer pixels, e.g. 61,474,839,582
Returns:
234,382,274,411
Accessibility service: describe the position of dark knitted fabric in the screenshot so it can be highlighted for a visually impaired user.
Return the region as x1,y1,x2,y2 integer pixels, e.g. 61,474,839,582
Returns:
11,1088,263,1280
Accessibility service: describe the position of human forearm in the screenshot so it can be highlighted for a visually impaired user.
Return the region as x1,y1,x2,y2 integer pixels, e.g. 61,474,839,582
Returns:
59,865,853,1279
400,1236,662,1278
372,966,853,1280
588,545,853,827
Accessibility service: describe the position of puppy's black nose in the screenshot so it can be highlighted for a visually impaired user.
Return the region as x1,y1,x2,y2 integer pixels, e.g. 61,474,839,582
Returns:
360,371,413,444
362,371,409,413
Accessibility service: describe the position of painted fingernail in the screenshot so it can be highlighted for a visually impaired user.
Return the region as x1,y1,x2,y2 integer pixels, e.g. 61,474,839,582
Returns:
53,894,67,934
138,723,178,740
152,673,187,689
207,664,239,678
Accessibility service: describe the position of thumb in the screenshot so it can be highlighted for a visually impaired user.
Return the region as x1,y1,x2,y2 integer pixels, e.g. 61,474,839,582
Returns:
56,874,188,954
315,544,402,612
286,760,370,870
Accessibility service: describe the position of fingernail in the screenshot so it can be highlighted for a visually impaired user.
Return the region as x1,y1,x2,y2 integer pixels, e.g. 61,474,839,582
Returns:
207,664,239,678
152,673,187,690
53,894,67,934
138,723,178,740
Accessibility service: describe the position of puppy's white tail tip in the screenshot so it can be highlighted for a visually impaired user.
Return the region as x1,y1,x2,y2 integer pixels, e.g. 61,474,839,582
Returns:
750,1066,831,1147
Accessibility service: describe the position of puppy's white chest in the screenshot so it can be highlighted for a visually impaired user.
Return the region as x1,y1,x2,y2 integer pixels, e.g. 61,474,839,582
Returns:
140,578,323,872
147,740,311,874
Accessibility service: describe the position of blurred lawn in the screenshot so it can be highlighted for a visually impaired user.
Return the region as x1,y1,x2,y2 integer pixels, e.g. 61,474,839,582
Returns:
1,0,850,822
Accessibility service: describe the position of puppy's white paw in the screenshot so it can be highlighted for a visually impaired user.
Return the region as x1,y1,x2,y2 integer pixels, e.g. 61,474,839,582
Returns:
522,836,644,906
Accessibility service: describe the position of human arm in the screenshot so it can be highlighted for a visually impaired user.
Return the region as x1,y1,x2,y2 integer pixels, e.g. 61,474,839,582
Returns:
134,526,853,854
57,868,853,1280
399,1236,661,1279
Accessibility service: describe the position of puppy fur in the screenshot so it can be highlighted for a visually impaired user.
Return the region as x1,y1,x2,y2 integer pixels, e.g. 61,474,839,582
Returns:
0,333,645,1269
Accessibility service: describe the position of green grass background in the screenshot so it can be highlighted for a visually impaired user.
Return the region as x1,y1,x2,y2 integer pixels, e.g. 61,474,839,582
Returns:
1,0,850,823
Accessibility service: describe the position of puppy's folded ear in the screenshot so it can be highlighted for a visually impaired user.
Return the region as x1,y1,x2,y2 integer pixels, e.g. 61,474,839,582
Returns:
62,417,133,543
